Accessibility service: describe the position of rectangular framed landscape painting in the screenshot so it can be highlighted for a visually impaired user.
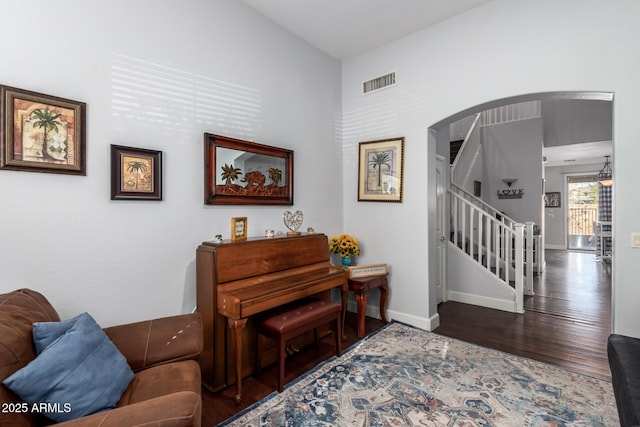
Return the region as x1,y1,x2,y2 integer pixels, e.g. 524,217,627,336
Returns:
358,137,404,202
0,85,86,175
111,145,162,201
204,133,293,205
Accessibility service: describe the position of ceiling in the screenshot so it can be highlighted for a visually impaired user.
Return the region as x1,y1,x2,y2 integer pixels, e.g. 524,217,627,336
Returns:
240,0,494,60
241,0,613,167
543,141,612,168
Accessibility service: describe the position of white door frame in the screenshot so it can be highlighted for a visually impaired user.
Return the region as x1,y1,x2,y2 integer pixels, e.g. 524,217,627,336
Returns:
436,155,447,304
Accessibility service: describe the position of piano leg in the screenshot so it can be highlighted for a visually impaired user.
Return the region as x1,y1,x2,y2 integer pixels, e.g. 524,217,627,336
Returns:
228,317,248,404
340,283,348,341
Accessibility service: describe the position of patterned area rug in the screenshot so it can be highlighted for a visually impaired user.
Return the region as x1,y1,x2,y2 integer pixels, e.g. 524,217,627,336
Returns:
218,322,618,426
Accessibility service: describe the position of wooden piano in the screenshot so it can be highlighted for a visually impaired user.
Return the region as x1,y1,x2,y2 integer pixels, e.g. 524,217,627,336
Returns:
196,233,347,403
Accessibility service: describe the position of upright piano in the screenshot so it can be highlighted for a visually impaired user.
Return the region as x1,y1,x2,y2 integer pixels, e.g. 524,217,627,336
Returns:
196,233,347,402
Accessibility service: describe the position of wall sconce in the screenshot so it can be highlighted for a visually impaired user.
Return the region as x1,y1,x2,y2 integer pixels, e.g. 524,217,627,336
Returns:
502,178,518,188
598,155,613,186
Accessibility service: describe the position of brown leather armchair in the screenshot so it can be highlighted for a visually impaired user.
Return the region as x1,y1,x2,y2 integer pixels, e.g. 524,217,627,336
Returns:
0,289,203,427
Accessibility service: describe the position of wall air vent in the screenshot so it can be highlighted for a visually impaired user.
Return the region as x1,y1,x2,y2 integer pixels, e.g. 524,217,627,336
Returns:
362,71,396,94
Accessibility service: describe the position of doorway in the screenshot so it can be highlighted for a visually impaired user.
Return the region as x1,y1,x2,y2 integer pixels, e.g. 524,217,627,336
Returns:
566,174,598,251
429,90,613,327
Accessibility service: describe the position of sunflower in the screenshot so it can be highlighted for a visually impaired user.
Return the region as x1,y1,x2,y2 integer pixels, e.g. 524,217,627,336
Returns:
329,234,360,257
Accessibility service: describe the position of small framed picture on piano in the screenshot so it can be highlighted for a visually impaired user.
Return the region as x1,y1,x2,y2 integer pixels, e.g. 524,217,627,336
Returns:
231,217,247,241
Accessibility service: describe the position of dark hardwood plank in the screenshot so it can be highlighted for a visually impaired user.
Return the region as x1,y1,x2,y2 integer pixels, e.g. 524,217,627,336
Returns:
435,250,612,381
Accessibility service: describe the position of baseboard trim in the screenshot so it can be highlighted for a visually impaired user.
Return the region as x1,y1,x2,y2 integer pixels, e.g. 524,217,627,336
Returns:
447,290,518,313
345,300,440,332
387,309,438,331
545,244,565,250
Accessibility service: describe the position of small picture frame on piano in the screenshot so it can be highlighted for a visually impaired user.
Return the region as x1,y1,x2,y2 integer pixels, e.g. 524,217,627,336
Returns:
231,217,248,241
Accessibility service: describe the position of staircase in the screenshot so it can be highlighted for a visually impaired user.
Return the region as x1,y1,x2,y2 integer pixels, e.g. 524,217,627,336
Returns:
447,102,542,314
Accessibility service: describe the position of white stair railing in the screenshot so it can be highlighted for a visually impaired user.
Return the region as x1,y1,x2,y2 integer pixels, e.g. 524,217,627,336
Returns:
450,189,528,313
451,113,482,188
448,101,545,306
480,100,541,127
451,183,537,295
451,183,517,228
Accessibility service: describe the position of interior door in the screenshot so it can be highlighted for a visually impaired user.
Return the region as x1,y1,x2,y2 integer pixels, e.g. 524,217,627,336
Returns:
436,156,446,304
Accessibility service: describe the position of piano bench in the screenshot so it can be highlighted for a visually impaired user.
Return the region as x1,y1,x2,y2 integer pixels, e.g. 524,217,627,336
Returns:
255,299,342,392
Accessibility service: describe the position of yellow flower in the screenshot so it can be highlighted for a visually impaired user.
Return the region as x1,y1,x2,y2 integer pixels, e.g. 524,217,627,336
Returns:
329,233,360,257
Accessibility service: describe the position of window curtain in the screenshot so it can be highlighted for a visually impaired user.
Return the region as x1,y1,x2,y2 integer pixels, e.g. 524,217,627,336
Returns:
598,184,612,255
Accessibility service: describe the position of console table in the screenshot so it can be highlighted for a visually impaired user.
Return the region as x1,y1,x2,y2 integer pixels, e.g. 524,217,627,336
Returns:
348,274,389,338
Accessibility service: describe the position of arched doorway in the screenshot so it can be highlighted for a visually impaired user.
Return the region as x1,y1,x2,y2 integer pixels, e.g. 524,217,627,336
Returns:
427,91,613,312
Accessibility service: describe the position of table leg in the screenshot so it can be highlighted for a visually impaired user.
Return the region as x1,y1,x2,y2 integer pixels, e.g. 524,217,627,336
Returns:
354,291,368,338
340,283,348,341
379,283,389,324
228,317,247,404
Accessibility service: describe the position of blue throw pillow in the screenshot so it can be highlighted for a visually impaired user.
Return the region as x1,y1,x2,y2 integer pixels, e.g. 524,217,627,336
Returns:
32,315,79,354
3,312,134,423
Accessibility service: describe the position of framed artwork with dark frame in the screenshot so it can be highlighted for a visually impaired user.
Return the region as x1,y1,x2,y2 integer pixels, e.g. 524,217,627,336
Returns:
358,137,404,202
204,133,293,205
0,85,86,175
544,191,561,208
231,217,248,241
111,145,162,201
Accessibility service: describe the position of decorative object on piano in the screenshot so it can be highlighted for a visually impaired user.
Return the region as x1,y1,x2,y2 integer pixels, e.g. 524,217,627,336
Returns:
283,210,303,236
230,217,247,241
212,234,223,244
1,85,87,175
329,234,360,267
111,145,163,201
204,133,293,206
358,137,404,203
345,263,388,279
307,227,315,234
265,229,275,238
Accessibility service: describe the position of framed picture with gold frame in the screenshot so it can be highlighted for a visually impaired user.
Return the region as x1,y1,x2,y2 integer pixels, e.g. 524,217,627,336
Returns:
231,217,248,241
111,145,162,201
358,137,404,202
0,85,86,175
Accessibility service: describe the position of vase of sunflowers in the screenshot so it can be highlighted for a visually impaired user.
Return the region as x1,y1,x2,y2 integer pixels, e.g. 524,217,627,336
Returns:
329,234,361,267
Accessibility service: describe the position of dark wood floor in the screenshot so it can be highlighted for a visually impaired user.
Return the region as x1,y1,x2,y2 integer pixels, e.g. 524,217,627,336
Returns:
435,250,612,380
204,250,612,426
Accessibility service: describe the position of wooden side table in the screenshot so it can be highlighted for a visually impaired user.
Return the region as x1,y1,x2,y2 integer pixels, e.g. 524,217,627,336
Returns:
348,274,389,338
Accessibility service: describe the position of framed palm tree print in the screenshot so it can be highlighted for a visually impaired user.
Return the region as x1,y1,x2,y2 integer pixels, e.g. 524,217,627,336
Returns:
204,133,293,205
0,85,86,175
111,145,162,201
358,137,404,202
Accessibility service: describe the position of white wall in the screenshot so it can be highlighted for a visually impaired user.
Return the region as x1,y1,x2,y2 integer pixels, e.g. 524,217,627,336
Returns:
0,0,342,326
542,99,613,147
484,118,543,227
447,244,518,313
342,0,640,337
